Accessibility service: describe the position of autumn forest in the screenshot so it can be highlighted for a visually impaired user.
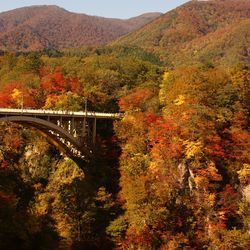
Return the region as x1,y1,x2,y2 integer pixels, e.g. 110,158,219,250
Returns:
0,0,250,249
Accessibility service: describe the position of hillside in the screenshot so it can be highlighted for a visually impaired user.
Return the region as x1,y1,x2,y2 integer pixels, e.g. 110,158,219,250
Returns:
0,5,162,51
114,0,250,66
0,1,250,249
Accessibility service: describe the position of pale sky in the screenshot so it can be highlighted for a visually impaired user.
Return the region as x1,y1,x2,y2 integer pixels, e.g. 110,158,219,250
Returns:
0,0,189,18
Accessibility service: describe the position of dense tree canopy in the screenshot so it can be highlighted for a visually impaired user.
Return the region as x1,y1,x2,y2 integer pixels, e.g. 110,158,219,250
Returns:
0,47,249,249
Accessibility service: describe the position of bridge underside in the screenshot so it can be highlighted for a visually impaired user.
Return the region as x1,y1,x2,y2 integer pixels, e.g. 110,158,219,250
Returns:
0,116,97,160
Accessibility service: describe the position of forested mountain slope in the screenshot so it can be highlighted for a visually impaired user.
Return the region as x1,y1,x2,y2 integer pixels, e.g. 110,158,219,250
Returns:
114,0,250,66
0,5,161,51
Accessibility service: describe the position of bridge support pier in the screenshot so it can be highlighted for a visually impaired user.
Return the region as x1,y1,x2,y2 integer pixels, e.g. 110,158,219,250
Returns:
93,118,96,145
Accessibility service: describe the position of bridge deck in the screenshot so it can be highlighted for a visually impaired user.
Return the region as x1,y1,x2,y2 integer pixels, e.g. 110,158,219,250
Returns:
0,108,122,119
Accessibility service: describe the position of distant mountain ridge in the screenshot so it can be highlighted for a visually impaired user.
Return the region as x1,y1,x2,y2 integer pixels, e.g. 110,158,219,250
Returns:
113,0,250,66
0,5,162,51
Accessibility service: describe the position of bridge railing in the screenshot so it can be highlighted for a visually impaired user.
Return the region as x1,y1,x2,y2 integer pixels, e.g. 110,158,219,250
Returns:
0,108,123,119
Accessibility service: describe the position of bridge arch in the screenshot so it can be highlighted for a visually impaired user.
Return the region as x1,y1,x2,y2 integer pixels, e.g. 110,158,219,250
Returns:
0,116,91,159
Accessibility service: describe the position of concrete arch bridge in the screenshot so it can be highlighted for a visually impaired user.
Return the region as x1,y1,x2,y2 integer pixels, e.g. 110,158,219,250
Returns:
0,108,122,160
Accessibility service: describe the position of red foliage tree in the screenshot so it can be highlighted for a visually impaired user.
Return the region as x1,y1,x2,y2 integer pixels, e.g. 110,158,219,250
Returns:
119,88,154,112
0,82,36,108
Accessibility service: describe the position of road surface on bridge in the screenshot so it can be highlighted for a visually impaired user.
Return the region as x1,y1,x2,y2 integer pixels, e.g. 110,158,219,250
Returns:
0,108,122,119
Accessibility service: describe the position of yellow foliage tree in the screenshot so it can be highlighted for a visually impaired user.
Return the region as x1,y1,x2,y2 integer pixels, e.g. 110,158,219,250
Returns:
11,88,22,108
